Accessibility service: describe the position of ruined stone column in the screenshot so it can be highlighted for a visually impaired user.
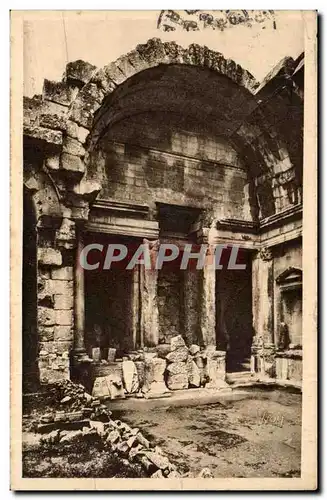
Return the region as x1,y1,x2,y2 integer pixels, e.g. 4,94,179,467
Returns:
140,240,159,347
199,245,216,348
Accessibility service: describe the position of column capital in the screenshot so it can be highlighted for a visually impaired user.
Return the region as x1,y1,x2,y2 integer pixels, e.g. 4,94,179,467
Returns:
259,247,273,261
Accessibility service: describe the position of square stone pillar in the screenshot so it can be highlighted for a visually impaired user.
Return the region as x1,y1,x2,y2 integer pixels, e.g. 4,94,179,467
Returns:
139,241,159,347
199,245,216,348
183,269,200,345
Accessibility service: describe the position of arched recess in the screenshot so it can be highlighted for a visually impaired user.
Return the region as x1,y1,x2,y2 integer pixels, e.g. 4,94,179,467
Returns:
66,39,298,219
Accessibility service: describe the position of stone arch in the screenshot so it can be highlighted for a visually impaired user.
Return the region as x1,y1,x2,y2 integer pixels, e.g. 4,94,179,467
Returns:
23,37,303,220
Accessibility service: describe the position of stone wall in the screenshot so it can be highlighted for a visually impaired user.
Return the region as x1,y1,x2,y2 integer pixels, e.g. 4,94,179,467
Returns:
37,253,74,383
91,130,251,221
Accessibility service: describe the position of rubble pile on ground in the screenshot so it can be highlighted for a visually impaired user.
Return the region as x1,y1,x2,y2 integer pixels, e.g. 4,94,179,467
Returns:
23,380,182,478
92,335,226,399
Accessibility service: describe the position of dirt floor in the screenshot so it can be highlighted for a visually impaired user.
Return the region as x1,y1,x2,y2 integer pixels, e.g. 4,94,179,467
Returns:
111,387,302,478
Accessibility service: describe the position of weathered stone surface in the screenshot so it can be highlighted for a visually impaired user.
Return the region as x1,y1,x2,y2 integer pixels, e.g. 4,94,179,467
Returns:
39,113,67,131
39,326,55,342
23,125,63,145
166,361,187,376
65,60,97,86
66,121,89,143
54,293,73,310
43,79,78,106
38,306,55,327
156,343,171,358
189,344,200,356
38,248,62,267
145,450,170,470
60,152,85,174
166,373,188,391
151,470,164,478
68,83,103,129
166,346,188,363
170,335,186,351
144,357,167,394
92,376,109,398
63,137,86,157
186,356,201,387
198,467,214,478
55,309,73,326
106,374,126,400
106,429,120,445
122,360,139,393
45,155,60,170
92,347,101,362
54,326,73,341
135,361,145,388
107,348,116,362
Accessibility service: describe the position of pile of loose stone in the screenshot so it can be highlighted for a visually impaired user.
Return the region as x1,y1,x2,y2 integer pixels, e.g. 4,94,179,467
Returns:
92,335,226,399
23,380,182,478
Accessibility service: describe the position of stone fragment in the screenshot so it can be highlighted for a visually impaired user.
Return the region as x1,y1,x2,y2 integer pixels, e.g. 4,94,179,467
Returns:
66,121,90,143
41,429,60,445
38,307,55,327
60,429,83,444
136,432,150,449
166,362,187,376
38,248,62,267
92,347,101,362
51,267,73,280
63,137,86,157
60,395,72,404
166,373,189,391
170,335,186,351
186,356,201,387
156,343,172,358
45,155,60,170
145,451,170,470
107,348,116,362
117,440,130,455
106,429,120,445
198,467,214,478
65,60,97,86
42,79,78,106
61,152,85,175
166,346,189,363
129,443,144,460
106,374,125,400
168,470,182,478
23,125,63,146
126,435,138,448
55,309,73,326
144,357,168,395
89,420,105,435
151,470,164,478
92,376,110,399
189,344,200,356
122,360,139,393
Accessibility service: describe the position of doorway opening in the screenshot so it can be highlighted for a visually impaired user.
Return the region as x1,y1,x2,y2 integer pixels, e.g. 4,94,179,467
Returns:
84,234,138,359
23,190,39,392
216,251,253,373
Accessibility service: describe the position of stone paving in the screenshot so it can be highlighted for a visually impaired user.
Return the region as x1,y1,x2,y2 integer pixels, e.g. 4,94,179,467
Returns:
110,388,301,478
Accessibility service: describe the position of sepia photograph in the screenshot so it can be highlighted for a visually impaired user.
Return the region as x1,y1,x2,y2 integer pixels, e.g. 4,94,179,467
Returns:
10,9,317,490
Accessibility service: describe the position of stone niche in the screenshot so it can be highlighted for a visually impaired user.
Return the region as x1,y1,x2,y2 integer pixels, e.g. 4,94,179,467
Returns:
276,267,303,349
